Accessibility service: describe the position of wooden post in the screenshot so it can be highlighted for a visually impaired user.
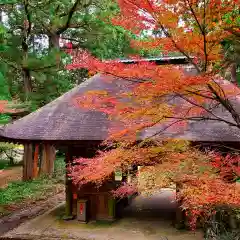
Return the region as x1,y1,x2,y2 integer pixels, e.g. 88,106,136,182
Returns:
40,143,48,175
175,183,186,229
22,143,34,181
40,143,56,176
64,148,73,220
48,145,55,174
33,144,39,178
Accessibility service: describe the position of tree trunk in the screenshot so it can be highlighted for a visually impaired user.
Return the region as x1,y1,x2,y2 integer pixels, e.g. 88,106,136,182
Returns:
49,34,60,49
230,63,237,85
0,8,2,24
175,183,186,229
49,33,61,68
22,30,32,100
22,67,32,100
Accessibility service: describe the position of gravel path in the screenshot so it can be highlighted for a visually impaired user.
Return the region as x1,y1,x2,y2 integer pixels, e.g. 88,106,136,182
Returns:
1,190,203,240
0,192,65,237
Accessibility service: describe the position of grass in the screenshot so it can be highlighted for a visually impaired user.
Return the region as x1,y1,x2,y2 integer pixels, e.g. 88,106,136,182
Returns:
237,72,240,85
0,159,9,170
0,156,65,206
0,159,22,170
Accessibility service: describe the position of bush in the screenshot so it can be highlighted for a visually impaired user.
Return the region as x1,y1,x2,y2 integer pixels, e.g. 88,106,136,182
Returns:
0,156,65,205
0,178,53,205
203,209,240,240
0,142,23,167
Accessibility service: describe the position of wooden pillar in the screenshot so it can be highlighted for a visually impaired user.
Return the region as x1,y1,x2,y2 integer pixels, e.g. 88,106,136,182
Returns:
40,143,48,174
48,145,55,174
33,144,39,178
40,143,56,176
22,143,34,181
64,148,73,219
175,183,186,229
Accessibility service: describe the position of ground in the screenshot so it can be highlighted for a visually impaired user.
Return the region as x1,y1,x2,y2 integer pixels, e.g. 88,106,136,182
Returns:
2,189,203,240
0,158,203,239
0,156,65,234
0,166,22,189
0,192,65,236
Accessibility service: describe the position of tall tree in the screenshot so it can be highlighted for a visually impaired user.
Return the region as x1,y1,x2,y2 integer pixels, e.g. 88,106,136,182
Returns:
0,0,133,110
67,0,240,228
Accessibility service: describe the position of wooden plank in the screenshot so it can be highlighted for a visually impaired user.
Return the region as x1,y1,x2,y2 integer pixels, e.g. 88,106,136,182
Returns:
96,194,109,220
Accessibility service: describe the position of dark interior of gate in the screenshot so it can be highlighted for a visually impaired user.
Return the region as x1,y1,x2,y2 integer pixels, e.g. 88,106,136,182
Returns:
66,140,240,228
66,143,178,225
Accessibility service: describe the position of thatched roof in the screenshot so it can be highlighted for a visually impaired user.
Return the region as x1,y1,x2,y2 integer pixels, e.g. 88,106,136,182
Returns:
140,99,240,142
0,74,134,141
1,74,240,142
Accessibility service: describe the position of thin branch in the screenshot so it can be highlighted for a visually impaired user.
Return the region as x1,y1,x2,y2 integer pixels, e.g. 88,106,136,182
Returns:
185,89,216,100
31,64,57,71
225,27,240,38
141,118,184,143
202,0,208,72
196,143,240,153
139,101,203,142
56,0,92,34
23,0,32,36
176,93,220,118
207,83,240,126
0,57,19,70
127,0,202,73
164,116,238,128
185,0,204,35
175,92,240,129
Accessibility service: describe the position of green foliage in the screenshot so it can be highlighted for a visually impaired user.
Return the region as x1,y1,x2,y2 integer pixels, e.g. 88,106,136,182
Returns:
0,178,53,204
0,160,8,170
0,156,65,205
0,0,134,111
0,142,17,167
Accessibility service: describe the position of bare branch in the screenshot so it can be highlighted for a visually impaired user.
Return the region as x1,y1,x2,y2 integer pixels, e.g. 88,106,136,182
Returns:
207,83,240,126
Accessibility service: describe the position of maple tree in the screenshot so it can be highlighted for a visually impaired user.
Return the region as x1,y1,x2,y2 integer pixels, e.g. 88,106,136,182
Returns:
67,0,240,229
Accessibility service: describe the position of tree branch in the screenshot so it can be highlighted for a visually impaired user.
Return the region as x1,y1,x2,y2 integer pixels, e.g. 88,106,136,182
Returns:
56,0,92,35
127,0,202,74
202,0,208,72
185,0,204,35
207,83,240,127
23,0,32,36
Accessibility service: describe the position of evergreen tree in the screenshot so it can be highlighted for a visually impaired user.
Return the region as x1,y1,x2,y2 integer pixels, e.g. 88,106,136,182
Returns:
0,0,134,111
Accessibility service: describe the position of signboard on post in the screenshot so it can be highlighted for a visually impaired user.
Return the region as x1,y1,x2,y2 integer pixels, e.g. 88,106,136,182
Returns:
77,199,88,222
